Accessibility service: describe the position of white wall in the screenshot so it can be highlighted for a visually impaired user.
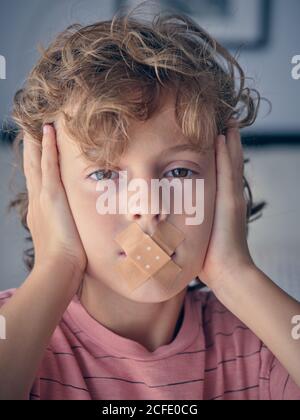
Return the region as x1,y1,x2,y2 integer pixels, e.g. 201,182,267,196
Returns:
237,0,300,134
246,146,300,301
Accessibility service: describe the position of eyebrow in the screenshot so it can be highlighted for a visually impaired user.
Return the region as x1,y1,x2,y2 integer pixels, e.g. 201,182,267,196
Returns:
158,143,207,159
79,142,208,171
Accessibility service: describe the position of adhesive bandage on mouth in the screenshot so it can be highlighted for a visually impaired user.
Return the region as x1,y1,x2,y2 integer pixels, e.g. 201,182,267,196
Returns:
114,221,185,292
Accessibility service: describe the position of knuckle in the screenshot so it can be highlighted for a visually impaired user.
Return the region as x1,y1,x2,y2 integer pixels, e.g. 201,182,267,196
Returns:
23,158,30,176
40,186,56,203
24,155,39,173
40,188,51,201
225,172,235,186
41,173,59,193
29,159,39,171
42,156,56,172
223,195,235,210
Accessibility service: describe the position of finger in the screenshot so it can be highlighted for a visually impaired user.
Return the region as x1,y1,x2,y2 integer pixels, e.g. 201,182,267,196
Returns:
41,124,61,192
23,130,42,196
215,134,235,203
226,123,244,194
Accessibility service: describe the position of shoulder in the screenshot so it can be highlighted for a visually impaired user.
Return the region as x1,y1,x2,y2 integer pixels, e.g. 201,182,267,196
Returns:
189,287,273,366
189,287,251,335
189,288,300,400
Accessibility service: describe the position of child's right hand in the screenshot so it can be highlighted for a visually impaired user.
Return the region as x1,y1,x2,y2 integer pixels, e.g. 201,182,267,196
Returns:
23,124,87,275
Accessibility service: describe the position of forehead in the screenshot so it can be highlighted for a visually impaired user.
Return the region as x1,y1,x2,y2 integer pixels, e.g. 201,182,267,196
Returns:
124,110,186,154
54,89,211,164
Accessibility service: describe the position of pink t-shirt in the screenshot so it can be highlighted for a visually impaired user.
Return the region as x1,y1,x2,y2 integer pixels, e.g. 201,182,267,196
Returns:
0,287,299,400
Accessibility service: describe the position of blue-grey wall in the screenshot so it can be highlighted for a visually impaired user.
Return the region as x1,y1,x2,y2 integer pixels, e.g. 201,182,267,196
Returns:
1,0,300,133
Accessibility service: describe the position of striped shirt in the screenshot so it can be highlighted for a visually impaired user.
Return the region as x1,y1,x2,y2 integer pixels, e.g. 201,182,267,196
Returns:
0,287,299,400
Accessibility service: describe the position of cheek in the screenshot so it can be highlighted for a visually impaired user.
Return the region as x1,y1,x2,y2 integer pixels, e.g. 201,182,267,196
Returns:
178,171,216,267
194,172,216,261
193,179,215,249
195,169,216,244
63,180,119,255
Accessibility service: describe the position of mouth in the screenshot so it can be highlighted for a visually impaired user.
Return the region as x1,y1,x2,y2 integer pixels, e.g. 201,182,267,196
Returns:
118,250,177,259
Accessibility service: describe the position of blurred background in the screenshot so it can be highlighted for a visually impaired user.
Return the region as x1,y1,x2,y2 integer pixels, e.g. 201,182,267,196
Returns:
0,0,299,299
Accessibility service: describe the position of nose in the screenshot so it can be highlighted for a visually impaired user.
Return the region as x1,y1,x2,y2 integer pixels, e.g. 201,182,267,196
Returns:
124,182,168,235
127,212,168,236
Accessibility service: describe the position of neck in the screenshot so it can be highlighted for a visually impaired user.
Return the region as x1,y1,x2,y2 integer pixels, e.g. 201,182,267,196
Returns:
78,273,187,352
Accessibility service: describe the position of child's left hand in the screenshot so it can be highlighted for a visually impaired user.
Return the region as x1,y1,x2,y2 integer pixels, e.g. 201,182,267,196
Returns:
198,123,300,391
198,120,256,291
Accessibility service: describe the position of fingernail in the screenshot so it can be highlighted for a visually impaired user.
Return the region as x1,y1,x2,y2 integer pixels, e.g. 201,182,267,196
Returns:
43,124,51,135
219,135,226,144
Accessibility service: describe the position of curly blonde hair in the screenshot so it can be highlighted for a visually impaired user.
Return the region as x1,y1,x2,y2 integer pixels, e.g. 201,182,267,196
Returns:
8,2,267,276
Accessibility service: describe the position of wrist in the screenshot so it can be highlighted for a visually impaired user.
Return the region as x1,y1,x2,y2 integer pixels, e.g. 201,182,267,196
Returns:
35,253,85,276
31,256,84,295
211,260,258,301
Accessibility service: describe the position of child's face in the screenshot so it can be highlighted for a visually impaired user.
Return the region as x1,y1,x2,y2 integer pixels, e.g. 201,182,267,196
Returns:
55,92,216,302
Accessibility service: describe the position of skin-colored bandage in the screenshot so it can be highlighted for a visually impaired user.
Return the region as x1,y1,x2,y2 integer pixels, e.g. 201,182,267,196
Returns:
114,221,185,292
